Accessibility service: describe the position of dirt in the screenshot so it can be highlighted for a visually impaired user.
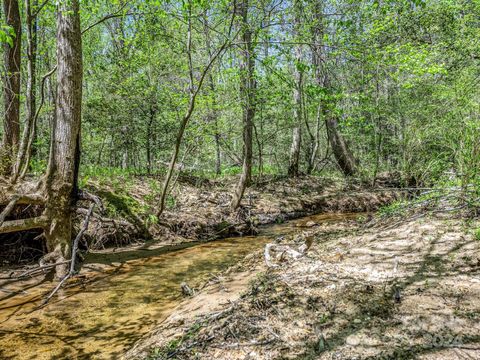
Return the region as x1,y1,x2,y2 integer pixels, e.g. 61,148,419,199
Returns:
127,214,480,360
82,175,400,250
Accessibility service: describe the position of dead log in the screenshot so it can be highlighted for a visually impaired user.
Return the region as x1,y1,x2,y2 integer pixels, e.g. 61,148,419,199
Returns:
0,215,48,233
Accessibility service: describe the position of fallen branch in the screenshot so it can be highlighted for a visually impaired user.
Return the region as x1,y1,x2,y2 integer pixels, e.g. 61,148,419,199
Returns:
0,215,48,234
77,189,105,213
0,196,20,225
213,339,276,348
0,193,45,225
12,260,71,280
0,261,73,281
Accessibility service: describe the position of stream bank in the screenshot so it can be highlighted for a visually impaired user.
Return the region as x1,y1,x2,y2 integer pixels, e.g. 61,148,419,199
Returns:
80,175,401,250
0,175,399,269
128,214,480,360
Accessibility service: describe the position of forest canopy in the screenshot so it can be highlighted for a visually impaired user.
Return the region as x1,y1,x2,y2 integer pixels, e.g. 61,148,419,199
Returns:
1,0,477,184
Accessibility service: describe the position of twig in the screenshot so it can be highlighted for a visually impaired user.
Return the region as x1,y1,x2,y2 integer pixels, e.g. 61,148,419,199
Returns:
0,260,71,280
0,196,20,225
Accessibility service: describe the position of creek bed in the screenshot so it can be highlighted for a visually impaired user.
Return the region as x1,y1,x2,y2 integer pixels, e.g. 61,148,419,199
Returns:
0,212,360,360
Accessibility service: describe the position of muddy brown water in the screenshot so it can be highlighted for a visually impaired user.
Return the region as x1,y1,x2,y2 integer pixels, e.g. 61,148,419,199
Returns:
0,213,360,360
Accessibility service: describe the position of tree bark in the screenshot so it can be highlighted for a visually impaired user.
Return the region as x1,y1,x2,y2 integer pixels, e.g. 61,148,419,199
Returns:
146,104,156,174
325,117,356,176
1,0,21,175
306,103,322,174
231,0,256,210
44,0,83,278
288,0,303,177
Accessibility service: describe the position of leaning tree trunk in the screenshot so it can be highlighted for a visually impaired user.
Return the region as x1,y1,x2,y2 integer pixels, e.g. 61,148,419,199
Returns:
43,0,83,277
325,117,356,176
231,0,256,210
1,0,21,175
312,1,356,177
288,0,303,177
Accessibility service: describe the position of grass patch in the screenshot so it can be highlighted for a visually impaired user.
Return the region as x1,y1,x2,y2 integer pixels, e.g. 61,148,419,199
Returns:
146,321,205,360
474,227,480,241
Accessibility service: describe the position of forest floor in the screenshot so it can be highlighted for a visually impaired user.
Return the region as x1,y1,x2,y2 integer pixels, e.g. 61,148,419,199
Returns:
127,213,480,360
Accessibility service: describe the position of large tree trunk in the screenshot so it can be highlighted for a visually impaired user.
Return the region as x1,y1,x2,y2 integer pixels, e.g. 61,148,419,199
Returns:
44,0,83,277
325,117,356,176
231,0,255,210
312,2,356,177
288,0,303,177
1,0,21,175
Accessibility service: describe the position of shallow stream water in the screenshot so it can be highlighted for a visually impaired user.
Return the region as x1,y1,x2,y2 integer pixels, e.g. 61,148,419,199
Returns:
0,212,359,359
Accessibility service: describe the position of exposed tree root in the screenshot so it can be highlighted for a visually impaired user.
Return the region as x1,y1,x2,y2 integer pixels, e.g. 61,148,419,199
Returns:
42,202,96,305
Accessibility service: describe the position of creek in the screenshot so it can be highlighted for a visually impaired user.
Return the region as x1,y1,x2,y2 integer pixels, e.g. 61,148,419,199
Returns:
0,212,360,359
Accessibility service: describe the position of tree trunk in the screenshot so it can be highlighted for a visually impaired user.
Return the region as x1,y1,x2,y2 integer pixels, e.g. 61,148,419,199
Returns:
312,1,356,177
288,0,303,177
306,103,322,174
13,0,38,182
231,0,255,210
44,0,83,278
157,1,233,217
146,105,155,174
203,12,222,176
325,117,356,176
1,0,21,175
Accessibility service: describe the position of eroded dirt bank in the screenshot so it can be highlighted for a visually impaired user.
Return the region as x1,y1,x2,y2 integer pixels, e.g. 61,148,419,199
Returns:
128,215,480,360
82,175,400,249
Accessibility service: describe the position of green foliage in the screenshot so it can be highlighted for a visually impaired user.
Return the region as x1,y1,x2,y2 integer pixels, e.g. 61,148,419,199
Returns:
0,25,14,47
146,321,204,359
378,200,408,217
97,189,144,219
474,228,480,242
165,194,176,210
29,159,47,176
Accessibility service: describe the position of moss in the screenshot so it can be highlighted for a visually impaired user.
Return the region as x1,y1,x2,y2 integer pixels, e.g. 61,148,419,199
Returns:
96,189,144,218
